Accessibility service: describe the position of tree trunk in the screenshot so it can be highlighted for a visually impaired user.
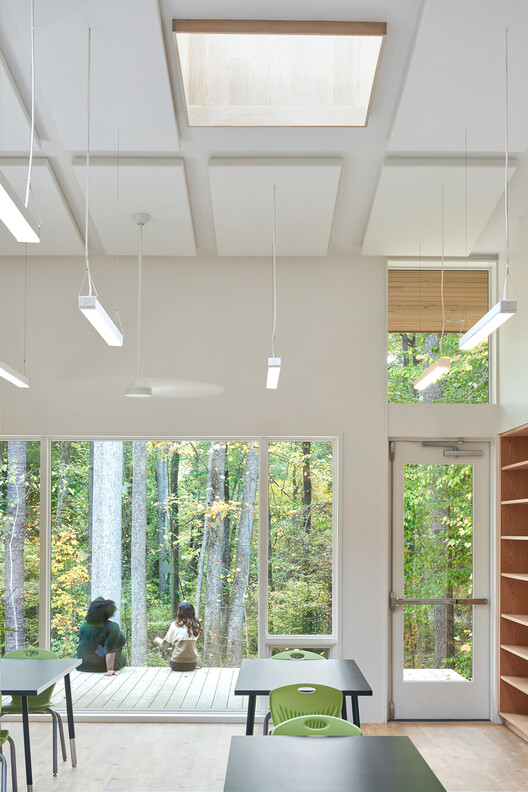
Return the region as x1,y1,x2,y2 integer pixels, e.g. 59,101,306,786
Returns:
56,441,71,528
202,441,227,666
91,442,123,621
155,446,170,601
170,450,180,619
88,441,94,549
131,441,147,666
301,441,312,533
4,441,27,651
430,470,455,668
195,443,216,616
226,444,258,666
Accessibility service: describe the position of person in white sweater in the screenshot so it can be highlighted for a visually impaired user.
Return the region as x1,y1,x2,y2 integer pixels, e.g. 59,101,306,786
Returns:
154,601,201,671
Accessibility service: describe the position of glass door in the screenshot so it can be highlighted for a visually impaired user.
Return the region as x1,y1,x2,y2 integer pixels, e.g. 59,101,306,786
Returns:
390,441,490,719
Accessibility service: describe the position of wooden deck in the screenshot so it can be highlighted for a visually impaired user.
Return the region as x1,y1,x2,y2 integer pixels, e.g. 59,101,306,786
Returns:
49,666,247,712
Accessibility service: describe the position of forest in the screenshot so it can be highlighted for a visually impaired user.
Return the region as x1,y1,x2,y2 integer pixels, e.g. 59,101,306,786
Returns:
1,440,333,668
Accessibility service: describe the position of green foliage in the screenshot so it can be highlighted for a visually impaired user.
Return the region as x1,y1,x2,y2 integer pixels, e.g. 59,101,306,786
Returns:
388,332,488,403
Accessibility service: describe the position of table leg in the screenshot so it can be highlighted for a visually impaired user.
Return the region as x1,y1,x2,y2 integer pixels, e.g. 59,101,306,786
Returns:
63,673,77,767
21,695,33,792
245,695,256,735
351,695,360,727
341,697,347,720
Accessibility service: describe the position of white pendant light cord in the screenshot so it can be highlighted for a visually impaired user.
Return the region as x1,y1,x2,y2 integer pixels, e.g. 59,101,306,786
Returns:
24,0,36,209
81,27,97,299
270,185,278,358
136,222,144,381
114,130,123,332
440,184,446,358
502,28,517,302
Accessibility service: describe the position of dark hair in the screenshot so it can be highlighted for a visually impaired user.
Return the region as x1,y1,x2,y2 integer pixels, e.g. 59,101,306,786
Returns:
86,597,117,624
175,601,201,637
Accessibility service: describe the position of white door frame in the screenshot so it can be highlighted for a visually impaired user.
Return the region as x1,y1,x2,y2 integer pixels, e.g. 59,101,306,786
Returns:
390,440,491,719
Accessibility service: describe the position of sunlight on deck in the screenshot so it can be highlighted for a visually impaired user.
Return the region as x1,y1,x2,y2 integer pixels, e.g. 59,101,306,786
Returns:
50,666,247,712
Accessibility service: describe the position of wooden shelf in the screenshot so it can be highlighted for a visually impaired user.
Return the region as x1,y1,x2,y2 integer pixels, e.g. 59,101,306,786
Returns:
501,573,528,582
502,614,528,628
502,459,528,471
501,675,528,696
501,498,528,505
500,712,528,740
501,535,528,540
501,645,528,661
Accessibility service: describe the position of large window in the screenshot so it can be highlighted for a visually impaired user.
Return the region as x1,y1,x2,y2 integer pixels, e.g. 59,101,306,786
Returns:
388,268,490,404
1,441,40,654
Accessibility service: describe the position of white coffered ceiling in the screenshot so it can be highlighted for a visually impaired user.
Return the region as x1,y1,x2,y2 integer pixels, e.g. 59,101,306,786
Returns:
0,0,528,260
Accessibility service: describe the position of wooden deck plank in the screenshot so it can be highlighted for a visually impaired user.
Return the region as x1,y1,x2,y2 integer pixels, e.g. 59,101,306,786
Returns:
195,667,222,709
99,667,152,709
119,667,168,709
133,667,173,709
212,667,235,709
146,668,187,709
178,668,209,709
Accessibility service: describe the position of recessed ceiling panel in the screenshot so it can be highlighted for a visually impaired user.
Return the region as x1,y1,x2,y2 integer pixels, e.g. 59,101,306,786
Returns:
209,158,342,256
0,54,41,153
362,158,513,257
72,158,196,256
8,0,179,152
389,0,528,152
173,20,385,127
0,159,83,255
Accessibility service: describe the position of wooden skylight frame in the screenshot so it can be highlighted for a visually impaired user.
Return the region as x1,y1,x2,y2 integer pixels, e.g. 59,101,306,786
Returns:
172,19,386,127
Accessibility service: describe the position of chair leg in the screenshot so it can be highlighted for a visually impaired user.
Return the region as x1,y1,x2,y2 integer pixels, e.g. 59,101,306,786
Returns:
7,737,17,792
0,751,7,792
45,709,58,776
55,712,67,761
263,711,271,736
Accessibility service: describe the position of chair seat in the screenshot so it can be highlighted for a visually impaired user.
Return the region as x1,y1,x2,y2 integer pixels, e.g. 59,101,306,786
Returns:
2,699,55,714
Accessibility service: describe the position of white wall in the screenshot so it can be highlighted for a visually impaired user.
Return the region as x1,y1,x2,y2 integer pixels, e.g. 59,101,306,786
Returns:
0,250,389,721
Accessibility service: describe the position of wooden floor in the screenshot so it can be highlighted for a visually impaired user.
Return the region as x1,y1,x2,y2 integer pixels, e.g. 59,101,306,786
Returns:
51,666,248,712
2,720,526,792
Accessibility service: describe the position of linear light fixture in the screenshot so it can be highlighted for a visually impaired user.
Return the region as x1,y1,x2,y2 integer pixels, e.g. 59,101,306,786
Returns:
413,357,451,391
0,360,30,388
459,30,517,352
0,0,40,243
266,357,281,389
78,28,123,347
0,172,40,243
78,295,123,346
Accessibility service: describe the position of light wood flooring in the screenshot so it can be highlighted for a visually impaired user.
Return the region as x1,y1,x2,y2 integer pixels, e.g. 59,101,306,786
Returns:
2,720,526,792
50,667,247,712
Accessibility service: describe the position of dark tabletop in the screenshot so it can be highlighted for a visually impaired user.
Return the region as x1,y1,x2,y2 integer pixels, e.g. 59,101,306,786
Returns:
0,658,81,696
223,736,446,792
235,658,372,696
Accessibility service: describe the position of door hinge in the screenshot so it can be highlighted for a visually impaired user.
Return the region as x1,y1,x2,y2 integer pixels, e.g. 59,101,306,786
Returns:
389,700,395,720
389,441,395,461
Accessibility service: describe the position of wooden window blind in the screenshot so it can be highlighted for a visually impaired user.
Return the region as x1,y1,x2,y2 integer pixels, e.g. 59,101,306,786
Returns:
388,270,489,332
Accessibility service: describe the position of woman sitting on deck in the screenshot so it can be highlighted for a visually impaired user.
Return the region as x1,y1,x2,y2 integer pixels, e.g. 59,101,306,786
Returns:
154,601,201,672
77,597,127,676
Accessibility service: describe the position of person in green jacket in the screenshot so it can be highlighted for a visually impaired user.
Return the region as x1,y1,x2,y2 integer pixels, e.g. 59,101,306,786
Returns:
77,597,126,675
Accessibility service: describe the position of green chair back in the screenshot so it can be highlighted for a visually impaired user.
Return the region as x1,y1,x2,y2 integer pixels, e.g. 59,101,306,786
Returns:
269,683,343,729
2,648,59,713
272,650,324,660
271,713,362,737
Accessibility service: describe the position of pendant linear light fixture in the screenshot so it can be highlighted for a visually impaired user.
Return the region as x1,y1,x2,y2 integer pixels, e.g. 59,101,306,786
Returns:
78,28,123,346
414,185,451,391
266,185,281,389
0,0,40,243
125,213,152,398
459,29,517,351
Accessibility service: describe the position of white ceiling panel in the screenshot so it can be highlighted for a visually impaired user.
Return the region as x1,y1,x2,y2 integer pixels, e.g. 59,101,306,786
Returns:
362,158,513,257
209,158,342,256
389,0,528,153
7,0,179,153
72,158,196,256
0,53,40,153
0,158,83,255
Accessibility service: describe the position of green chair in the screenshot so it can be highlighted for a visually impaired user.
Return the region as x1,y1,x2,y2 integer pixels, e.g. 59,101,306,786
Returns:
1,648,67,777
0,694,17,792
271,713,362,736
263,650,325,735
269,683,343,735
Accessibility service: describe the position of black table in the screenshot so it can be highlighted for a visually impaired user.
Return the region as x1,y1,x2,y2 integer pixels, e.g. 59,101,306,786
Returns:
223,735,446,792
0,657,81,791
235,658,372,735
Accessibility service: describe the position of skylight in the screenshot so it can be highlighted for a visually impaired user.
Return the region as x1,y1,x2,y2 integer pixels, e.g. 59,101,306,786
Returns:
172,20,386,127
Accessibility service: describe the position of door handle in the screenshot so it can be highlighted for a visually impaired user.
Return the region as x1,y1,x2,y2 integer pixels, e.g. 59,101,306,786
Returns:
389,592,488,612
